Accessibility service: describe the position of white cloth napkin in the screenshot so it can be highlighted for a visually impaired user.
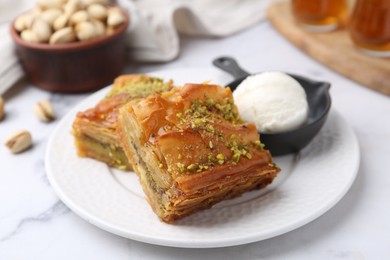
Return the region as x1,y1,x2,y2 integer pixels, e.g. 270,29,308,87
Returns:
0,0,273,94
119,0,273,61
0,24,25,95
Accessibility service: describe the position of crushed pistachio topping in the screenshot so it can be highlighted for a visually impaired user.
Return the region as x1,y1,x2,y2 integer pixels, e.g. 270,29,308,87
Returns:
232,152,240,163
253,140,265,150
176,162,185,173
216,153,225,164
176,112,185,122
183,98,241,124
106,76,173,98
168,95,265,175
117,165,127,170
206,125,215,133
187,163,198,171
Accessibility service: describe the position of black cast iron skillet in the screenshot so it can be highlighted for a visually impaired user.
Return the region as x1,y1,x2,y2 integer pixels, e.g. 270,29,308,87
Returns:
213,56,332,156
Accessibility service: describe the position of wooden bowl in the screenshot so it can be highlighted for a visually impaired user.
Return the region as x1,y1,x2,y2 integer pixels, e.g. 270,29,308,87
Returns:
10,8,129,93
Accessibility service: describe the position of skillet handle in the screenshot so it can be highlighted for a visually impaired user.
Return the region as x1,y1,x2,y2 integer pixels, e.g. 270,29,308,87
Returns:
213,57,251,80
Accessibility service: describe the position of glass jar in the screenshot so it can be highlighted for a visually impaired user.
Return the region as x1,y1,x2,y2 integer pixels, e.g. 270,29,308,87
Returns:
292,0,348,32
349,0,390,57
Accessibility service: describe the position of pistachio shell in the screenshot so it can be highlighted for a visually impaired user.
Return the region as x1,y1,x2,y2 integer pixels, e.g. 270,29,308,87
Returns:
23,13,37,29
4,130,32,154
50,27,76,44
32,18,52,42
64,0,81,16
53,13,69,30
38,0,64,9
87,4,107,20
14,14,29,32
91,19,105,36
17,0,124,45
34,100,56,122
107,9,125,27
41,8,63,26
75,21,96,41
20,30,39,43
69,10,89,26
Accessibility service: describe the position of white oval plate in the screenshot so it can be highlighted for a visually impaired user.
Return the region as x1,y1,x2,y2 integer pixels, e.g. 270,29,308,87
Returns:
45,68,360,248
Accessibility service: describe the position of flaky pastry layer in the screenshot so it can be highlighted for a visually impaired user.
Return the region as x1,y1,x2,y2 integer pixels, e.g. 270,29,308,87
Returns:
118,83,280,222
72,74,173,170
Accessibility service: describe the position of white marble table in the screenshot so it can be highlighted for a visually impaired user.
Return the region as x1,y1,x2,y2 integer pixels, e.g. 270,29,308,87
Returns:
1,21,390,259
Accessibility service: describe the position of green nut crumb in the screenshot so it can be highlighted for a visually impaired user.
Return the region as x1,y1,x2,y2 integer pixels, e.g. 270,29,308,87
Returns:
216,153,225,164
245,153,252,159
232,152,241,163
176,162,185,173
117,165,127,170
216,153,225,160
187,163,198,171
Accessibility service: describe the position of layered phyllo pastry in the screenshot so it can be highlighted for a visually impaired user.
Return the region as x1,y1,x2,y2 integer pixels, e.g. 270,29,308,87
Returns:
117,83,280,222
72,74,174,170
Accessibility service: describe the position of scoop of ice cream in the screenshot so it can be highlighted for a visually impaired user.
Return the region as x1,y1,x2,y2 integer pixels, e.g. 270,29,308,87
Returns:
233,72,309,133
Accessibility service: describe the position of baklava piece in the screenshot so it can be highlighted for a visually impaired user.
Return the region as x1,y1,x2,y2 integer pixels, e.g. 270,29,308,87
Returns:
117,83,280,222
72,74,174,170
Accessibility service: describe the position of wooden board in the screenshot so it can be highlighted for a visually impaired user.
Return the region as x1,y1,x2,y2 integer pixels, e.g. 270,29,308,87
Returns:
267,1,390,96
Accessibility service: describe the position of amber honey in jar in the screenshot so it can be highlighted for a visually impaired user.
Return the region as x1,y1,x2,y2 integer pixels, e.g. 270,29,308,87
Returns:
292,0,348,31
349,0,390,57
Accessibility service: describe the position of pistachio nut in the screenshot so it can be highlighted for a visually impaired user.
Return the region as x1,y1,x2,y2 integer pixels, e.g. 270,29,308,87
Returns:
34,100,55,122
4,130,32,154
75,21,96,41
69,10,89,26
87,4,107,20
20,30,39,43
107,8,125,27
41,8,63,26
32,18,52,42
0,96,4,121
